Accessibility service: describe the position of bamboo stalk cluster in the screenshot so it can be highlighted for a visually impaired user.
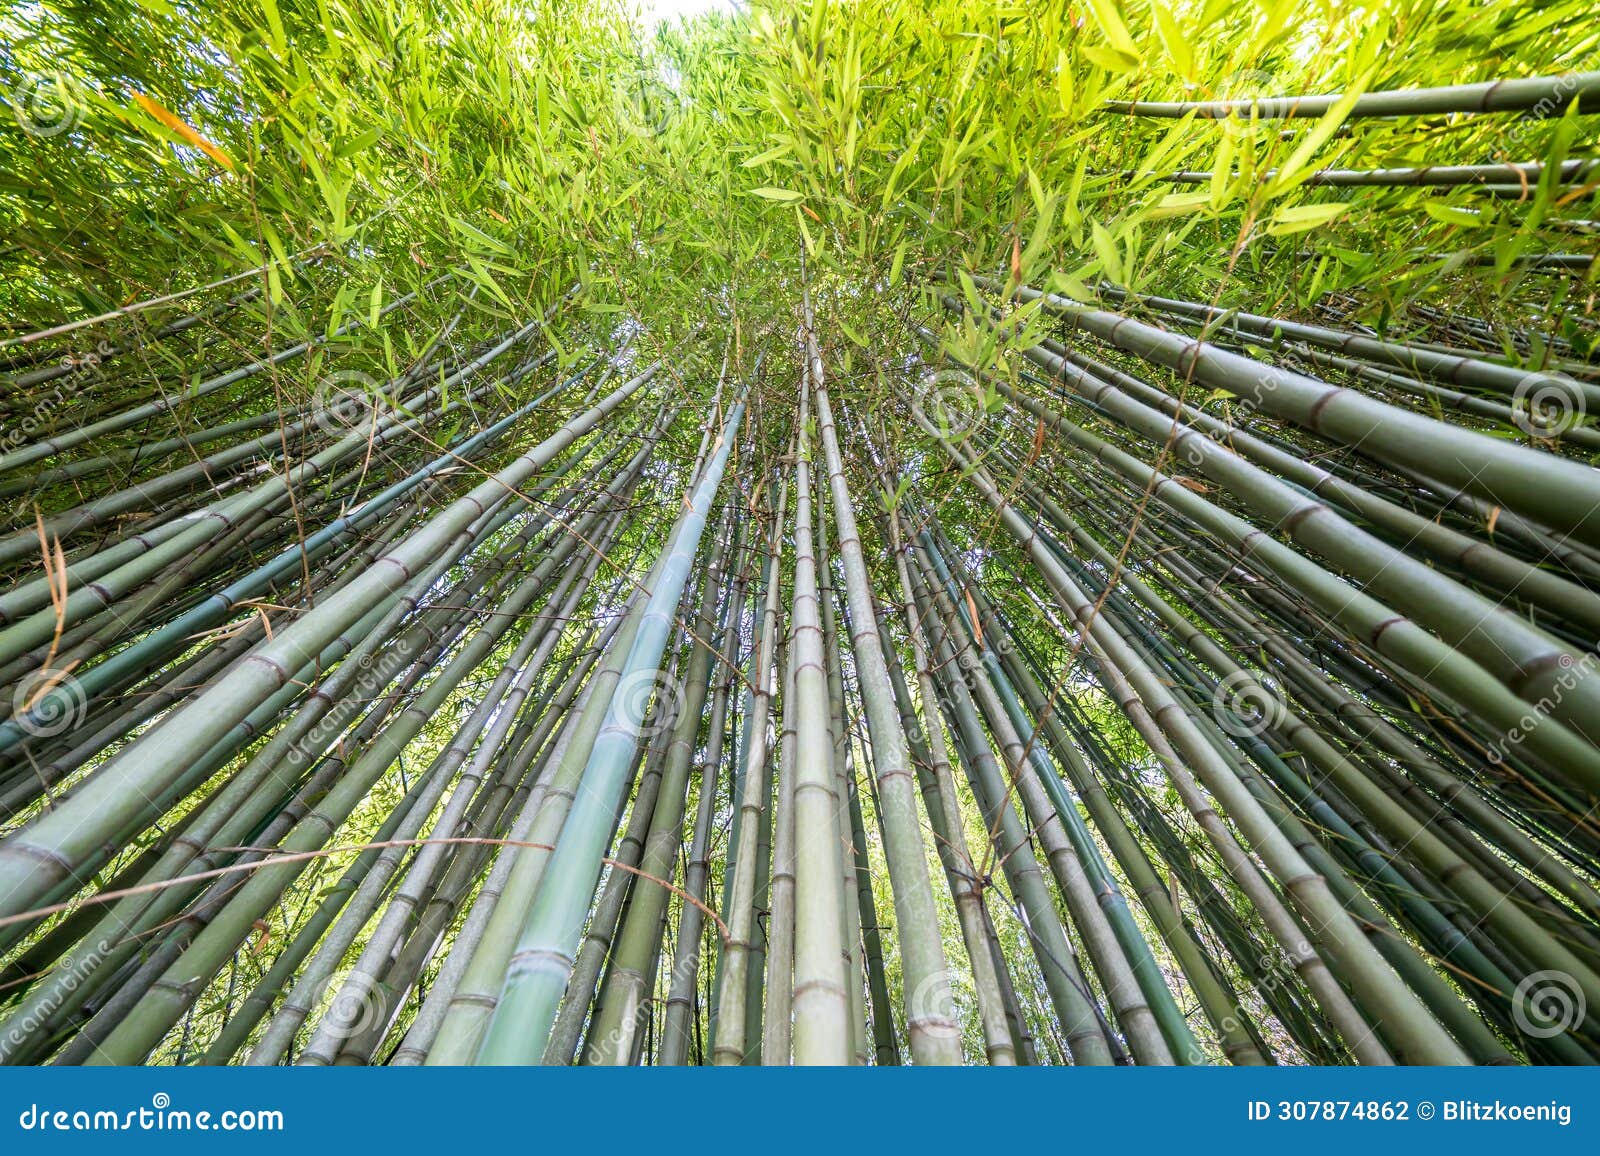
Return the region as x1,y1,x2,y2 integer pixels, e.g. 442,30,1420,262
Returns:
1,58,1599,1069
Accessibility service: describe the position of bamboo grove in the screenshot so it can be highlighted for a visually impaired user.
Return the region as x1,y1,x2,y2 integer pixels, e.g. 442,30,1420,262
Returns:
0,0,1598,1066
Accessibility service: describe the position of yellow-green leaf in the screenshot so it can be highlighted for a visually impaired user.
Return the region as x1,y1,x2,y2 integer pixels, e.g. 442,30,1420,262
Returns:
749,186,805,204
1267,201,1350,235
1084,0,1141,59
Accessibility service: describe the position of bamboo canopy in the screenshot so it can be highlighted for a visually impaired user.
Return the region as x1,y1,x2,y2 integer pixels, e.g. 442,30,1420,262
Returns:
1,0,1598,1067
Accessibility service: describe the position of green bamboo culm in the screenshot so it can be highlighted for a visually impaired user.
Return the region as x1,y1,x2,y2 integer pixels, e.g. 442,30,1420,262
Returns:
475,396,745,1064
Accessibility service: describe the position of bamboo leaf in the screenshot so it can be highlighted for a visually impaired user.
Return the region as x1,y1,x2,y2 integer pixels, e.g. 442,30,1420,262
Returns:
130,93,236,172
749,186,806,204
1267,201,1349,235
1084,0,1141,59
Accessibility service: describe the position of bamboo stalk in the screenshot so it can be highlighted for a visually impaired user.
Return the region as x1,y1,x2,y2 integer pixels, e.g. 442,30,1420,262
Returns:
1101,72,1600,119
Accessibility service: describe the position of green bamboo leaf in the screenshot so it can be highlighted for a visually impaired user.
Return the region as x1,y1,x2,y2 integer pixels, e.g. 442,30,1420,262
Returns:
888,240,907,287
1267,202,1350,235
1152,2,1193,79
748,186,806,204
1423,202,1488,228
1081,44,1141,74
1090,221,1124,282
334,128,383,157
1265,77,1370,197
1084,0,1141,59
741,144,793,168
